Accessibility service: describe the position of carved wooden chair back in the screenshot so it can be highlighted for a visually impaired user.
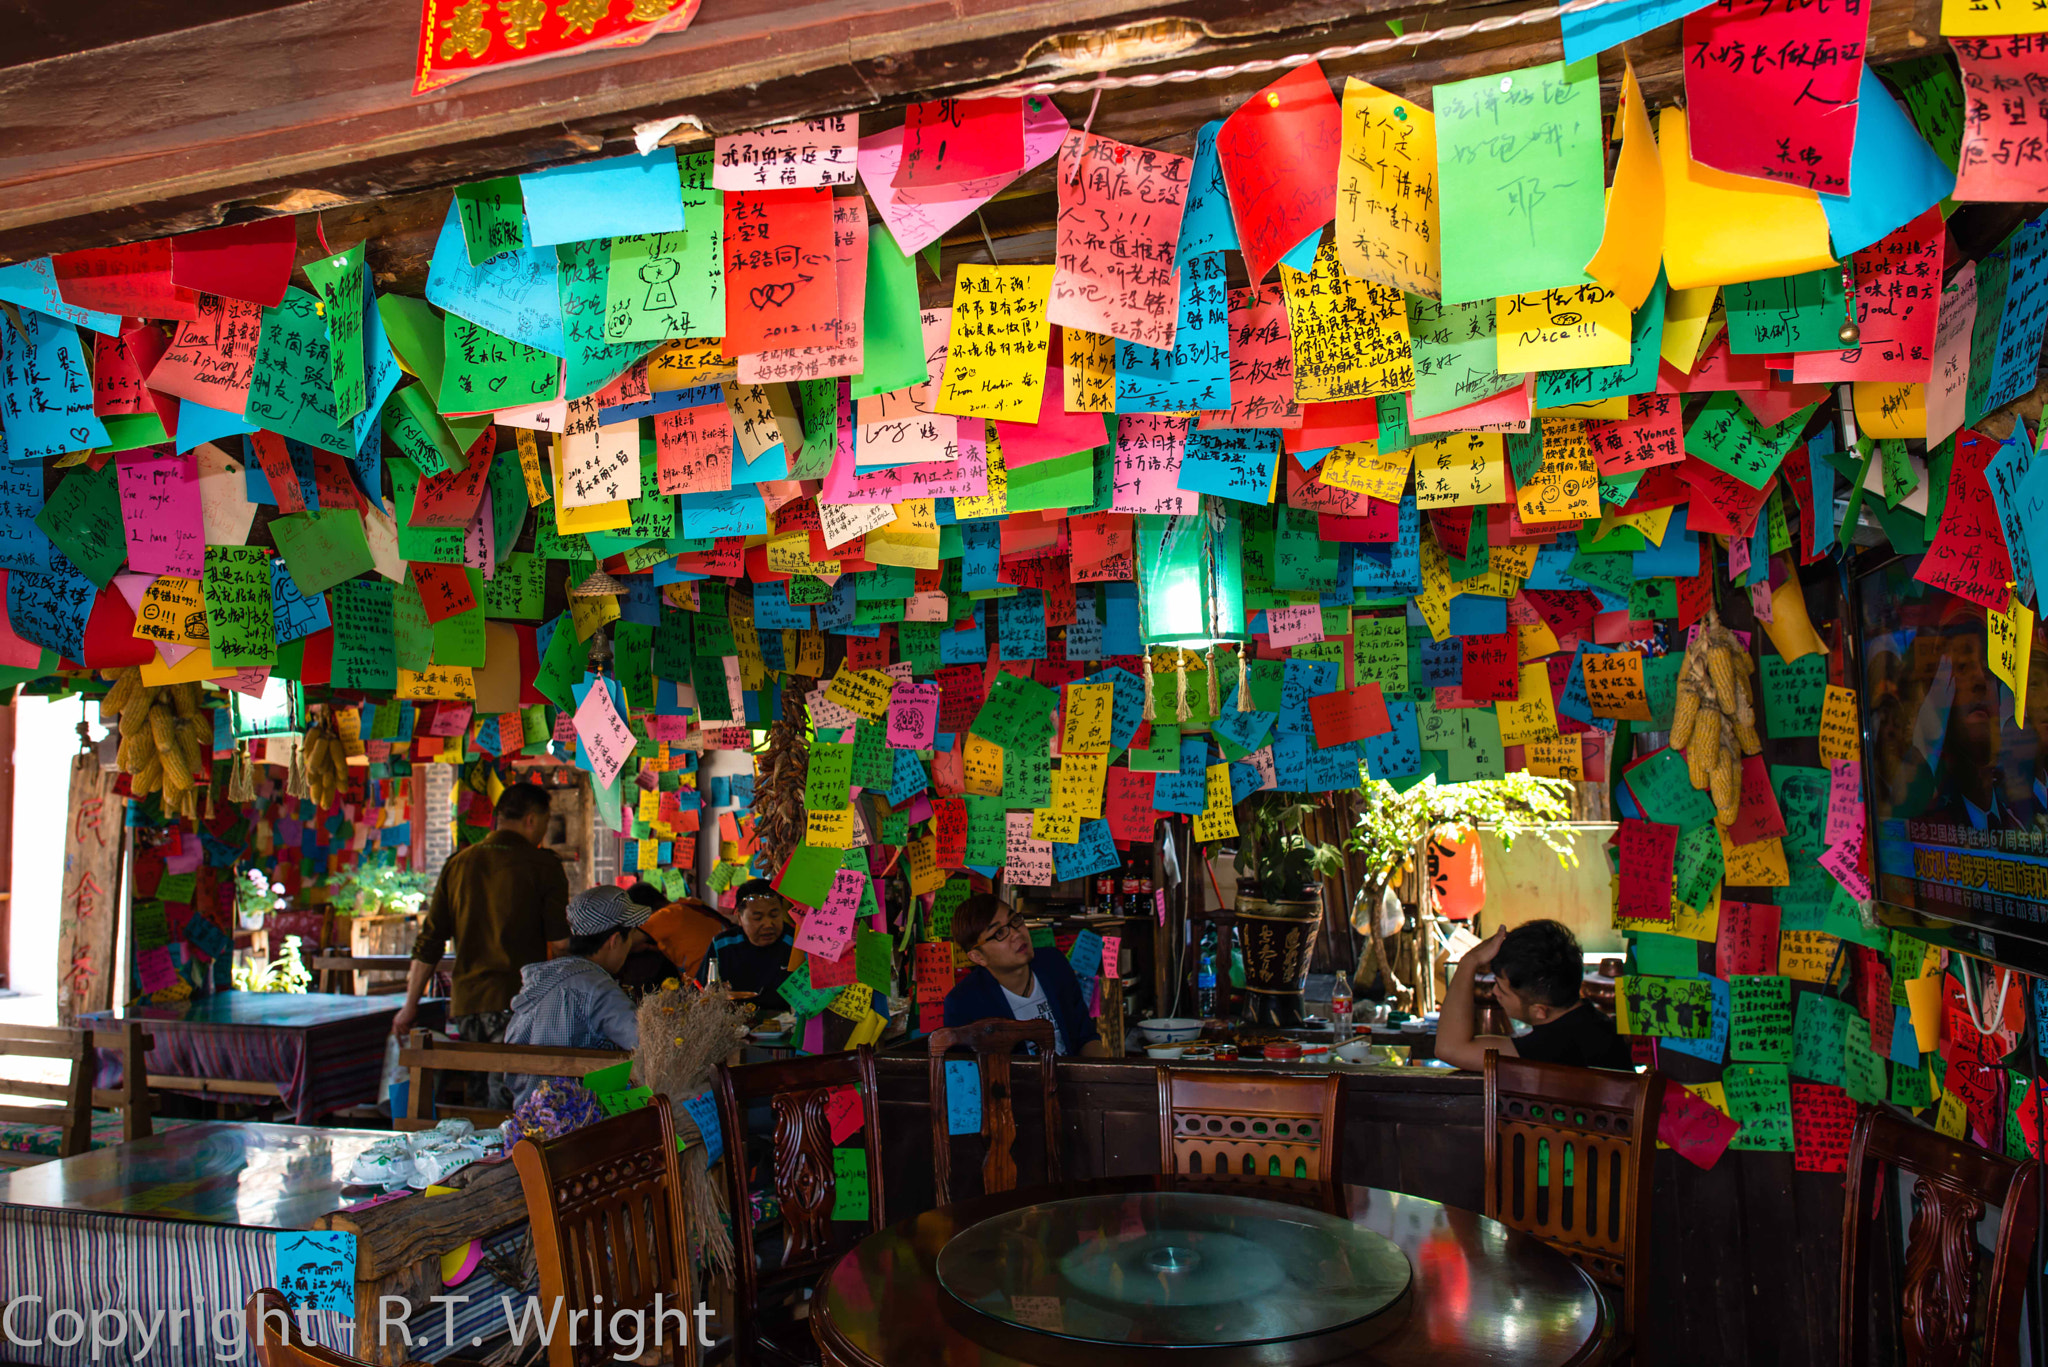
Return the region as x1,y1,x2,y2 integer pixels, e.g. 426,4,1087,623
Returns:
1483,1052,1661,1339
713,1046,885,1362
245,1288,429,1367
511,1103,698,1367
1837,1105,2041,1367
926,1018,1061,1205
1155,1067,1345,1208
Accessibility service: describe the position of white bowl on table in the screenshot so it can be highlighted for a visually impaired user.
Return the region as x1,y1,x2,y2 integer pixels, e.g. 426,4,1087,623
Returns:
1137,1018,1204,1046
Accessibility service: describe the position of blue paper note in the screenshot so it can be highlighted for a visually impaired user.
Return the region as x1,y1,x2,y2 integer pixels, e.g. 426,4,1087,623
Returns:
0,462,54,574
1067,592,1104,660
998,589,1048,661
1212,689,1278,752
0,311,107,462
1277,657,1340,736
7,562,93,662
1068,929,1104,978
1808,436,1838,556
520,150,686,247
1889,1005,1920,1066
0,259,121,334
1229,759,1262,803
1176,425,1281,503
1177,123,1239,264
1420,635,1463,688
174,401,258,454
274,1230,356,1315
1153,766,1206,814
1102,583,1142,655
1362,700,1422,778
674,486,767,538
679,1089,725,1165
272,558,330,644
1445,593,1508,637
1632,505,1698,577
425,204,568,358
1987,216,2048,416
1559,0,1711,66
1985,429,2036,606
943,1060,982,1136
1117,252,1231,413
731,437,789,486
1820,65,1956,259
1052,819,1120,881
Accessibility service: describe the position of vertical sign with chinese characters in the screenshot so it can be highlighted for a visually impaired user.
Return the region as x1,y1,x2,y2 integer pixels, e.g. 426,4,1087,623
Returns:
57,753,127,1023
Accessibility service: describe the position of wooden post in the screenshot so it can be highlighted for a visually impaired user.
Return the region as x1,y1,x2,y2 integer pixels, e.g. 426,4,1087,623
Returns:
55,751,126,1024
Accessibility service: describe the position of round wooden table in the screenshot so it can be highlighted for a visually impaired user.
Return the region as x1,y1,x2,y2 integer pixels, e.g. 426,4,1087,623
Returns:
814,1176,1613,1367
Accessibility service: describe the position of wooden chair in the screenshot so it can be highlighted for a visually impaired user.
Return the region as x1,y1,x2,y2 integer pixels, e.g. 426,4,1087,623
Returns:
245,1288,429,1367
512,1103,700,1367
926,1018,1061,1205
398,1030,629,1132
0,1021,155,1168
1155,1066,1346,1210
713,1046,886,1367
1483,1051,1662,1350
1838,1106,2041,1367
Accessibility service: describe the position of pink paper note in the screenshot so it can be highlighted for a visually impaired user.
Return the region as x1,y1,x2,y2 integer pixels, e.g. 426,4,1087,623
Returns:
991,369,1112,467
1199,286,1301,429
136,946,178,994
860,103,1069,255
1004,812,1054,887
1111,413,1193,514
0,573,46,668
1047,133,1193,349
1927,261,1978,447
895,97,1026,187
1658,1084,1740,1170
573,684,636,788
1825,759,1865,848
222,667,270,698
1954,36,2048,203
163,844,203,875
1819,833,1872,901
885,681,940,748
795,867,864,961
1266,603,1324,647
713,116,859,192
116,453,204,578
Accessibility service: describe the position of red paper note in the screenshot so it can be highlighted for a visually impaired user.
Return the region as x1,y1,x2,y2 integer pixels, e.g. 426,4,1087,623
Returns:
1586,393,1686,475
411,561,477,624
1681,0,1869,195
1616,818,1678,921
1713,901,1780,978
149,295,262,411
1790,1082,1857,1173
1726,755,1787,846
1955,35,2048,203
1914,430,2011,610
1216,63,1344,285
1791,209,1943,384
1048,133,1193,350
655,402,735,495
249,431,305,515
895,97,1026,187
1200,286,1301,429
824,1085,864,1143
53,239,200,321
1307,683,1393,746
1460,633,1520,702
722,187,839,355
1658,1084,1741,1170
169,218,298,308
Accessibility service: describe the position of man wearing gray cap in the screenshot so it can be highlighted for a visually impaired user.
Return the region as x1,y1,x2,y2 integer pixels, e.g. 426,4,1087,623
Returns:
504,887,651,1104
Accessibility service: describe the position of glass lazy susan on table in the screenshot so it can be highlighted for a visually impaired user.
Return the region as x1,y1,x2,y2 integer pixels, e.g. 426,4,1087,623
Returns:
935,1189,1412,1365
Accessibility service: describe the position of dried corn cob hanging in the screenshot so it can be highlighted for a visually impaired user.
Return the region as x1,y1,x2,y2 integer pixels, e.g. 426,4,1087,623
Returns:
1669,605,1761,828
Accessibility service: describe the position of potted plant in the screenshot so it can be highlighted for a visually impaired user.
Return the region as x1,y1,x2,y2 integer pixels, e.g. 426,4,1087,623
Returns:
1231,795,1346,1027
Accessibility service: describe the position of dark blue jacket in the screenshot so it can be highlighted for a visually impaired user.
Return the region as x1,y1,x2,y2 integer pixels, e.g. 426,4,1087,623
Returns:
942,946,1100,1055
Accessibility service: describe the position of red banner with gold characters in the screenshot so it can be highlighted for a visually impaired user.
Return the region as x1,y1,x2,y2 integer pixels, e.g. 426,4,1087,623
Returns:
414,0,702,96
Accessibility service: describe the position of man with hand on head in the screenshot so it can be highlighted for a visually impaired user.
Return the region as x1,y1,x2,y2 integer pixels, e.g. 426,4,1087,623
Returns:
504,886,650,1104
943,893,1110,1056
395,784,570,1106
1436,918,1635,1072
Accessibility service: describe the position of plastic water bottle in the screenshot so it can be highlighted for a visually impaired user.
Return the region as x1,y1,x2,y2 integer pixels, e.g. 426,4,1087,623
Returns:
1197,931,1218,1018
1330,980,1353,1044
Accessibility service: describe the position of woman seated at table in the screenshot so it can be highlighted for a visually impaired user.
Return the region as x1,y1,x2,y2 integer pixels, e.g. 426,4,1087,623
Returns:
943,893,1110,1057
1436,920,1635,1072
700,880,797,1014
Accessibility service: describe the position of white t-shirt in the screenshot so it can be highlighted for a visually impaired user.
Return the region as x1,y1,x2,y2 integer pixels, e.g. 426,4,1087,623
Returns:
999,972,1068,1055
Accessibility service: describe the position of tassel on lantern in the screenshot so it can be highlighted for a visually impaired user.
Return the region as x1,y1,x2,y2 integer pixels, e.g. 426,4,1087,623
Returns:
1205,645,1219,718
1236,646,1251,711
1175,650,1190,723
1141,648,1157,721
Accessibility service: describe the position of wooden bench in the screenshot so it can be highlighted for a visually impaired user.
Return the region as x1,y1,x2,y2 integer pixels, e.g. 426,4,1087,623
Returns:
309,954,447,997
397,1031,629,1132
0,1021,157,1167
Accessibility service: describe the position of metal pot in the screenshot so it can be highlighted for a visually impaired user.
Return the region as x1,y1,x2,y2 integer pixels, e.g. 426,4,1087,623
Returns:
1236,896,1321,1028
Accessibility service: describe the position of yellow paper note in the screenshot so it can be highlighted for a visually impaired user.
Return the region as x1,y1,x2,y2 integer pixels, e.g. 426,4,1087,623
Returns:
1337,78,1441,299
514,428,550,506
1659,108,1836,292
1660,284,1721,373
828,982,875,1022
1778,929,1841,983
1515,619,1561,662
962,731,1005,795
1818,684,1861,762
1031,807,1080,843
1063,328,1116,412
1497,661,1560,745
1524,733,1584,780
1606,504,1675,543
1761,576,1825,662
825,668,894,720
549,441,631,534
1193,764,1238,841
1316,441,1410,502
647,336,736,390
1280,241,1413,402
952,422,1008,519
935,265,1054,423
1935,1089,1968,1139
1942,0,2048,34
1061,682,1116,753
134,576,209,646
1416,536,1453,641
1672,892,1720,943
569,594,619,641
1411,432,1506,509
140,645,238,685
1720,832,1790,887
1854,381,1928,440
1584,62,1665,310
806,807,856,849
1496,285,1633,372
1515,418,1600,524
396,666,476,701
907,831,941,894
766,531,841,577
789,630,826,677
1989,595,2034,724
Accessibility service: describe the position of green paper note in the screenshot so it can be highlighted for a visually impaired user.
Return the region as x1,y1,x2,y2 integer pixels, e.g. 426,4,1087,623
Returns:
779,844,844,909
331,578,398,692
830,1147,870,1221
483,552,545,620
1435,62,1607,306
855,928,892,996
271,508,376,597
1723,269,1847,355
1407,296,1516,418
1631,932,1700,978
1791,991,1850,1086
1724,1062,1793,1151
1729,975,1794,1063
245,288,352,453
1761,653,1826,737
853,224,929,399
554,239,646,402
35,462,126,588
202,545,276,666
455,178,529,266
301,242,369,424
1684,392,1817,491
606,153,723,343
439,314,560,415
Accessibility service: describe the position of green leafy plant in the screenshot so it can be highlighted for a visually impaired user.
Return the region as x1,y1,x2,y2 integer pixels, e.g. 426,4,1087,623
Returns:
331,863,432,918
1233,794,1346,901
1349,774,1579,890
233,935,311,993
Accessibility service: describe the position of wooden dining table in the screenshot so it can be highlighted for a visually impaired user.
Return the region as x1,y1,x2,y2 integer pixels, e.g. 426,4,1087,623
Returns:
813,1174,1613,1367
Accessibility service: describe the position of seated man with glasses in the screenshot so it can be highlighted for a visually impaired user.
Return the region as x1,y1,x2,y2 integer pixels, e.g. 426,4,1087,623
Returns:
943,893,1110,1056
